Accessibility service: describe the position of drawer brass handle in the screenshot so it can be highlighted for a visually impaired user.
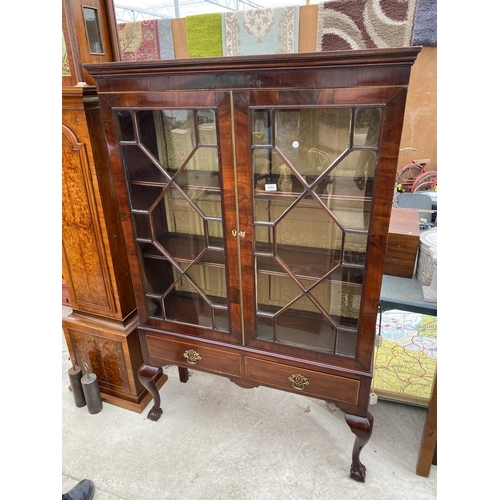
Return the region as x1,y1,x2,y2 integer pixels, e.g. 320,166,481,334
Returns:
183,349,201,365
289,373,310,391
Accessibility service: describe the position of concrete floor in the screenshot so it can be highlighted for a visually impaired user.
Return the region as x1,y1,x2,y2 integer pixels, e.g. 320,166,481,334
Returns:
62,306,436,499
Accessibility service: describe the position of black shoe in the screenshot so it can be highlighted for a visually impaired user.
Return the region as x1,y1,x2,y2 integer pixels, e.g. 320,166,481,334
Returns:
62,479,95,500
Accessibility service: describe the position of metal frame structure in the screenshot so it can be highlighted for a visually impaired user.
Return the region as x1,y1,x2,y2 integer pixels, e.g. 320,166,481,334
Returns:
114,0,265,22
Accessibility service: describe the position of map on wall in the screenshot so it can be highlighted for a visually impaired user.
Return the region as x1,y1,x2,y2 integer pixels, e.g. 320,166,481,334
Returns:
373,310,437,406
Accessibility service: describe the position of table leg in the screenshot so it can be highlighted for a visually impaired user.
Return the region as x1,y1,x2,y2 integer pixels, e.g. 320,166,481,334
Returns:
416,372,437,477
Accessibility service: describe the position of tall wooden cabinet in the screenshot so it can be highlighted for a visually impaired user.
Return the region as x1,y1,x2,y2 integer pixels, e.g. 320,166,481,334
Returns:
86,47,420,480
62,0,166,411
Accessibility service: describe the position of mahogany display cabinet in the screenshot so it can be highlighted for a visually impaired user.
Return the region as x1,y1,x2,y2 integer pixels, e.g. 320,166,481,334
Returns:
86,47,421,481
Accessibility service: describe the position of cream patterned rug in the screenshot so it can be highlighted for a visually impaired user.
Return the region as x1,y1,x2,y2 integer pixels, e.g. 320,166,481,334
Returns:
223,7,300,56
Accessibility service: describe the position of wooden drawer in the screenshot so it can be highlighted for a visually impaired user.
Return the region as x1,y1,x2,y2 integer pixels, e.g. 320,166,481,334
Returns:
145,334,242,378
245,357,360,406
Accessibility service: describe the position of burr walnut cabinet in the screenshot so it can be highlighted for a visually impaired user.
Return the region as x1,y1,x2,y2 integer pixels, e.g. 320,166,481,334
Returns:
62,0,168,412
86,47,420,481
62,86,167,412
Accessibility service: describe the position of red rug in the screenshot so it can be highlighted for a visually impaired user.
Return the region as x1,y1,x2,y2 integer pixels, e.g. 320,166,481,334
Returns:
118,20,161,61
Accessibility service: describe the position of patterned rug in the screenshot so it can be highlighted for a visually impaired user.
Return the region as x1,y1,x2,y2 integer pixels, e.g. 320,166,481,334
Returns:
118,19,174,61
158,18,175,59
118,20,161,61
316,0,417,51
222,7,300,56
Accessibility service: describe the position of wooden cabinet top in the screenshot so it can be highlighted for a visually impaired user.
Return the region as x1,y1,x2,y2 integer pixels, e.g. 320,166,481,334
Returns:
85,47,421,92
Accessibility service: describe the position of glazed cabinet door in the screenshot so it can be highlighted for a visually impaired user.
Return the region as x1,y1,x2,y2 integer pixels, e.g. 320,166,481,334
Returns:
233,88,408,371
101,91,242,344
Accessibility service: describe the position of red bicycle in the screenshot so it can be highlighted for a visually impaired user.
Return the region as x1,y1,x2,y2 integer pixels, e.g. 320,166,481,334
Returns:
396,148,437,193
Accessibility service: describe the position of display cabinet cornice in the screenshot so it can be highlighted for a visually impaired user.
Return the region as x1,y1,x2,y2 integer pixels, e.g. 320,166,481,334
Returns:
86,47,421,481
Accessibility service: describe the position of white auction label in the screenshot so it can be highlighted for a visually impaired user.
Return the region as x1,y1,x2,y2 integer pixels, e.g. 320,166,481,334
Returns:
265,184,277,192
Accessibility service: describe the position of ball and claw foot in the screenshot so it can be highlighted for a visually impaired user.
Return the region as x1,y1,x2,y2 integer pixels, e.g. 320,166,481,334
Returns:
147,406,163,421
350,462,367,482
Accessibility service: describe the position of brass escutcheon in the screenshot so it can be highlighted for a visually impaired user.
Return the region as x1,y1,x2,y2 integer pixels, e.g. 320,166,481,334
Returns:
289,373,310,391
183,349,201,365
232,229,237,237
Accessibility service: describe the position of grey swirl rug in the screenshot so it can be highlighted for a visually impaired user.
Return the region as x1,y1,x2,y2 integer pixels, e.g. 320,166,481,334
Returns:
316,0,418,51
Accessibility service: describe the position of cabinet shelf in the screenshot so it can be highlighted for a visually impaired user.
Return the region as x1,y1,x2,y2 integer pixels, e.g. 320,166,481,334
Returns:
255,242,364,285
129,168,221,189
147,291,229,331
254,176,374,199
139,234,364,286
139,234,225,268
257,304,358,356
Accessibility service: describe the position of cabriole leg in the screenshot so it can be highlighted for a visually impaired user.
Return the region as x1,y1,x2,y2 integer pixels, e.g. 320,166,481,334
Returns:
138,364,164,421
345,412,374,482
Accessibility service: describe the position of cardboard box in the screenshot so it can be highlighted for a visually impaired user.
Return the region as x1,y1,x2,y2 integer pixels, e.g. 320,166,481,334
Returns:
384,208,421,278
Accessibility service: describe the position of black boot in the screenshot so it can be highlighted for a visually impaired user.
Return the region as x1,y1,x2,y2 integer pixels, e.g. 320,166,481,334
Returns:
62,479,95,500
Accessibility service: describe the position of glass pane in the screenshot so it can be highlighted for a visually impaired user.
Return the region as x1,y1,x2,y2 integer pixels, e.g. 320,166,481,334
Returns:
207,220,224,248
133,214,152,240
354,108,381,147
254,223,273,252
117,108,228,331
129,185,164,211
275,308,335,353
62,32,71,76
252,110,272,145
335,329,358,357
275,108,350,176
252,105,380,358
116,111,135,142
328,199,371,231
122,145,168,183
180,262,227,301
146,297,163,319
145,110,196,171
344,233,368,266
253,149,305,196
83,7,104,54
198,110,217,143
324,151,376,198
214,308,229,331
310,282,362,326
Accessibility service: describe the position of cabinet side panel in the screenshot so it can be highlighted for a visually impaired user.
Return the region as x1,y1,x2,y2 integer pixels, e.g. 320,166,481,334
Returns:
62,126,112,312
85,102,136,317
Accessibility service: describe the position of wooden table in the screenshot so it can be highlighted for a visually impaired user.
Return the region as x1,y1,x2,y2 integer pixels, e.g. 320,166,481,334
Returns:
380,275,437,478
